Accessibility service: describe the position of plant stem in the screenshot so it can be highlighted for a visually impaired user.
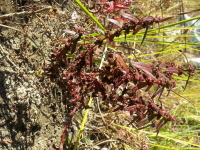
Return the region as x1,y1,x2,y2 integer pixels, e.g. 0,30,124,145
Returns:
74,0,106,31
73,95,93,150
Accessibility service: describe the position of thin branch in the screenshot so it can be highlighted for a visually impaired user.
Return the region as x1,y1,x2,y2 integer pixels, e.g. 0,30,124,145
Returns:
0,24,38,48
0,6,52,20
0,44,19,71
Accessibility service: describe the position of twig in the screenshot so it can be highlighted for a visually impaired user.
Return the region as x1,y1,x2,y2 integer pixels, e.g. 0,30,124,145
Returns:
34,13,54,43
0,23,38,48
0,44,19,71
0,139,12,145
96,45,108,126
91,139,116,149
0,6,52,20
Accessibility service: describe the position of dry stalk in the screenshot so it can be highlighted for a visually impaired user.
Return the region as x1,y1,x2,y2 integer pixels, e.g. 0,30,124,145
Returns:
0,6,52,20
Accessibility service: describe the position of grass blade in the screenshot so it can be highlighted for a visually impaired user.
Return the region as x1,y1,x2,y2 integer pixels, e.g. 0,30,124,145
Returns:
74,0,106,31
73,95,93,150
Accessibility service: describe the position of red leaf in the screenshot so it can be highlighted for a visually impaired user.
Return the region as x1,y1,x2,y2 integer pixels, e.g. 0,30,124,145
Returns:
131,62,151,72
121,13,139,23
151,86,164,99
124,105,137,111
158,72,169,81
142,16,154,24
89,51,93,68
155,118,167,136
142,69,157,80
136,82,148,90
107,18,122,27
59,38,69,42
116,53,129,72
115,5,128,10
131,62,157,80
136,114,157,127
63,29,76,35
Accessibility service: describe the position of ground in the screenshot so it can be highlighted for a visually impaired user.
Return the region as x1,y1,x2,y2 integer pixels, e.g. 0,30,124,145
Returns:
0,0,76,149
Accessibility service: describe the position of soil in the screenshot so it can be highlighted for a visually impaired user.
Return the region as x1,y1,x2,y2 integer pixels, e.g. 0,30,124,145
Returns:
0,0,80,149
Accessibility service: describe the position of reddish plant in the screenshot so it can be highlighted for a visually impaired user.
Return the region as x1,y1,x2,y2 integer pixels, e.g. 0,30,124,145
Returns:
43,2,195,149
101,0,131,13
